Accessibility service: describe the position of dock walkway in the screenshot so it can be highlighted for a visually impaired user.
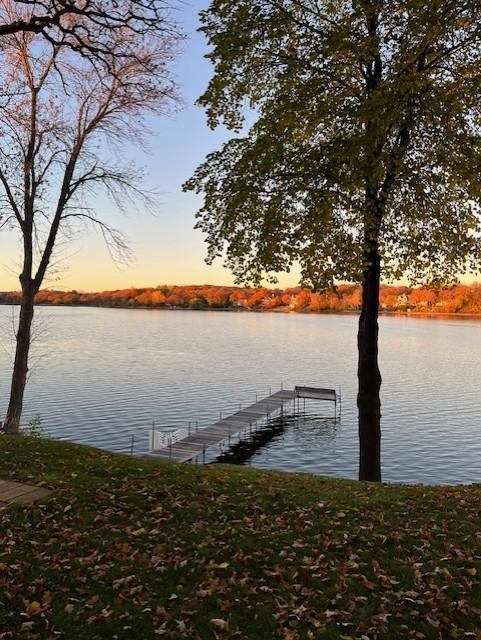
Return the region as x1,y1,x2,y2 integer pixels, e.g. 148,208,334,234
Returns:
148,389,296,463
148,385,340,464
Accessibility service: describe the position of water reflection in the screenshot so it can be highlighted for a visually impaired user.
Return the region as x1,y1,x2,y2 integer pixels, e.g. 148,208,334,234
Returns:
213,412,340,465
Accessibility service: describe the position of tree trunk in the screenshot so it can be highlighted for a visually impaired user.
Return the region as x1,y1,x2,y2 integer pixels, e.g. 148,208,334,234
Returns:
357,245,382,482
3,288,35,434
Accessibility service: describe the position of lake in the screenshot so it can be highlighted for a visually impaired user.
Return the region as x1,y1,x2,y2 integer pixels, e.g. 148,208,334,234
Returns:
0,306,480,485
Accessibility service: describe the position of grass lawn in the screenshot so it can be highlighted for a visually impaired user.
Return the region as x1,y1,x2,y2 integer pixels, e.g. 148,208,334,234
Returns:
0,436,481,639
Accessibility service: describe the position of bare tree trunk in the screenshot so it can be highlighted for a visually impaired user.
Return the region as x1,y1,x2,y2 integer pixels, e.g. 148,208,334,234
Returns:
3,288,35,434
357,241,382,482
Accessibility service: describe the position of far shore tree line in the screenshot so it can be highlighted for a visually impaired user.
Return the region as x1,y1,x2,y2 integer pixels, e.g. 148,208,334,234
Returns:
2,282,481,315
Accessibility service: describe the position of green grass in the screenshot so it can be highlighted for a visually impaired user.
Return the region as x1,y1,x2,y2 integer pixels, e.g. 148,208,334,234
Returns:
1,436,481,639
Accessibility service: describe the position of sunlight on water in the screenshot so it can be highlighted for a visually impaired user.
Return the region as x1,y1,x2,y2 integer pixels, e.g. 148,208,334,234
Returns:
0,306,480,485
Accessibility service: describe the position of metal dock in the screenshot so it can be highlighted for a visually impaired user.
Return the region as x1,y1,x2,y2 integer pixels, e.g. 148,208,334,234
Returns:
148,385,340,464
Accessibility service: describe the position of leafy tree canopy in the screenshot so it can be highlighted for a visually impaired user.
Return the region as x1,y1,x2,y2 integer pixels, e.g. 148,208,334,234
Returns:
185,0,481,289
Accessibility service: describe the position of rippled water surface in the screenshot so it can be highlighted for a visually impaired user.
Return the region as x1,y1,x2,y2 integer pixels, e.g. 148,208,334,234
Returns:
0,306,480,485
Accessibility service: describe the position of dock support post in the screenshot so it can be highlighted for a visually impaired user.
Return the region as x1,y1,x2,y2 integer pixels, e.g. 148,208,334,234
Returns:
130,434,135,455
169,437,172,461
203,446,206,463
151,421,155,451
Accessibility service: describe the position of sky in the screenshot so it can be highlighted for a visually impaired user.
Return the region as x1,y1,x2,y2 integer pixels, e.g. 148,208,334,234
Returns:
0,0,302,293
0,2,475,293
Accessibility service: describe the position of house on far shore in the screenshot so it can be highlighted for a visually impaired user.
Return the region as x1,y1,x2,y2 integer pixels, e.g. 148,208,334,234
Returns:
233,298,248,308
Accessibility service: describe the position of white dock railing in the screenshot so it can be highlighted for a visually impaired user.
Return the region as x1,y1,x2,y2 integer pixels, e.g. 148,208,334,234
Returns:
150,427,190,452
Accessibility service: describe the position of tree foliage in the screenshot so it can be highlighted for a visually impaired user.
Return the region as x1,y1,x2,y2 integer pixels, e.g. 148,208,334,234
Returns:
185,0,481,288
0,0,182,68
3,281,481,313
0,19,179,278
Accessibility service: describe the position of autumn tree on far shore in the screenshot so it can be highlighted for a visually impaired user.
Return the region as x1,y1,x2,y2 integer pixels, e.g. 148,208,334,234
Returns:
3,281,481,313
0,1,181,433
185,0,481,481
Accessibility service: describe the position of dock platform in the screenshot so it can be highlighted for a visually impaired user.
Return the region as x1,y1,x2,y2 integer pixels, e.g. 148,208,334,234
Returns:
148,385,340,464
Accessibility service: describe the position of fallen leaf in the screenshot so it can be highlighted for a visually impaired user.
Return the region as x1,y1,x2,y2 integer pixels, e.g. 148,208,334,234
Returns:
211,618,229,630
26,601,41,616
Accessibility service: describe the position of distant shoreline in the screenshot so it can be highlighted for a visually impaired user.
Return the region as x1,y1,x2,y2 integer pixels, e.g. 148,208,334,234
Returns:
1,301,481,320
2,283,481,316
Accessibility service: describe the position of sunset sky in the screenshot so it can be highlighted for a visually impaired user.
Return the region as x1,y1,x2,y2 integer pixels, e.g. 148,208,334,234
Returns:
0,0,302,293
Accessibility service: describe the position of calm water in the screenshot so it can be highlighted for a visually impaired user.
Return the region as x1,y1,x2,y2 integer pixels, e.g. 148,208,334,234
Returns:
0,306,480,485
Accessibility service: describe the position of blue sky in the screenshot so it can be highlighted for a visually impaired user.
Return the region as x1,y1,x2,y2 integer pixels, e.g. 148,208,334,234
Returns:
0,0,300,292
